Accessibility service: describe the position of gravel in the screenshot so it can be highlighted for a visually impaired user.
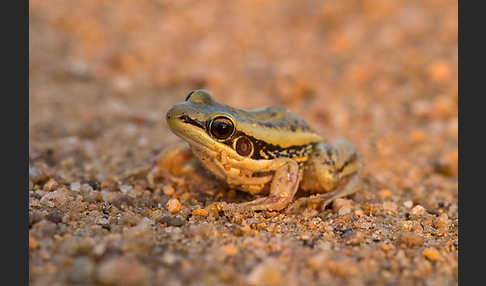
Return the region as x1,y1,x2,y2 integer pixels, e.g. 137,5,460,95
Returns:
29,0,458,285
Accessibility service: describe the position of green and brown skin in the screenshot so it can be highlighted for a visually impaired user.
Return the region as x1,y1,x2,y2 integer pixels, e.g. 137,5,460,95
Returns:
161,89,361,211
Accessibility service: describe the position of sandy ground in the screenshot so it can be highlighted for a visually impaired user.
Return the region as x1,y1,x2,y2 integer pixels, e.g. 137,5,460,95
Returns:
29,1,457,285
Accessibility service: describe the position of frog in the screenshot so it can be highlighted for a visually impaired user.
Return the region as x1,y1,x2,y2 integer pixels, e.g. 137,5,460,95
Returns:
141,89,361,212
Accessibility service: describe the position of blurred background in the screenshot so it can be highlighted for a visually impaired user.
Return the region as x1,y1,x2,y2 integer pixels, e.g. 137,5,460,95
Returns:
29,1,457,284
29,0,457,179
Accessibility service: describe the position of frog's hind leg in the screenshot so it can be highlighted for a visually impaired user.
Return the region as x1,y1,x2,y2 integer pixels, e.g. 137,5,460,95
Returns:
238,160,301,211
288,140,361,213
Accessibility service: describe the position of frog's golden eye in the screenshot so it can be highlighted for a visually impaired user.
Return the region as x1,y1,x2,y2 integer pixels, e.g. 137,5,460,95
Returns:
209,116,234,140
235,136,253,157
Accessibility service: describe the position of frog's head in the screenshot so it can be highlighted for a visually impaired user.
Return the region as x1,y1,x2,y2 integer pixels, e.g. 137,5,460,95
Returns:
166,90,253,158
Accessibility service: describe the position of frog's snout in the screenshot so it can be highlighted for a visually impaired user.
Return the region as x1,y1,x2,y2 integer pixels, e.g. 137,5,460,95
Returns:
166,105,182,122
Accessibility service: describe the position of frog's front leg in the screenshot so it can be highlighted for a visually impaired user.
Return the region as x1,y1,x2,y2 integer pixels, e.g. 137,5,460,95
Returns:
238,159,301,211
147,143,196,186
288,139,361,213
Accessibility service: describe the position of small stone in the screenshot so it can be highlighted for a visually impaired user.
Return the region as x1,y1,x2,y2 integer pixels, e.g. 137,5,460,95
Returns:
120,185,133,194
70,182,81,193
29,210,44,226
327,259,359,278
378,189,392,200
166,199,181,214
247,258,282,286
427,60,452,84
67,257,95,283
423,247,440,261
96,257,150,286
343,231,364,245
338,207,351,216
398,232,423,247
123,219,155,255
223,244,238,256
435,150,458,177
192,209,209,217
307,252,329,271
80,183,94,193
433,213,451,234
403,200,413,209
29,167,38,180
95,217,110,226
162,185,175,196
382,201,398,215
409,129,426,144
43,179,58,192
29,235,39,250
157,216,184,227
40,187,73,208
410,205,426,218
354,209,365,216
46,210,63,223
332,198,353,212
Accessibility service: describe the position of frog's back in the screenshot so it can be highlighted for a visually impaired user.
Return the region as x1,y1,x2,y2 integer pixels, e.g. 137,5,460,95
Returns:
234,106,323,149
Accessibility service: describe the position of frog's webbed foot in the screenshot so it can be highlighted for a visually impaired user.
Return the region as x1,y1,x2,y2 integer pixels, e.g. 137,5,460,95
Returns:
238,160,300,211
291,139,361,213
119,143,194,187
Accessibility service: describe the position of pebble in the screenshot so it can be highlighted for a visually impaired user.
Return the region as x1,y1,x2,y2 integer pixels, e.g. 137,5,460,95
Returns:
157,216,184,227
338,207,351,216
29,235,39,250
382,202,398,215
343,231,365,245
423,247,440,261
43,179,59,192
95,217,110,226
398,232,423,247
96,257,150,286
29,210,44,226
332,199,353,212
67,256,95,283
409,129,426,144
162,185,175,196
307,252,329,271
327,259,359,277
120,185,133,194
46,210,63,223
247,258,282,286
70,182,81,193
410,205,426,218
427,60,452,84
166,199,181,214
403,200,414,209
192,209,209,217
378,189,392,200
40,188,73,208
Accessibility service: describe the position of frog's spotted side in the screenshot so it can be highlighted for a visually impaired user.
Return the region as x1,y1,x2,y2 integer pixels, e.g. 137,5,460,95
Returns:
163,89,361,211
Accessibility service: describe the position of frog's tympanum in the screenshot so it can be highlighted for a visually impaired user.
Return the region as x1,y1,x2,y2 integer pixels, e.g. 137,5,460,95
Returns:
162,90,361,211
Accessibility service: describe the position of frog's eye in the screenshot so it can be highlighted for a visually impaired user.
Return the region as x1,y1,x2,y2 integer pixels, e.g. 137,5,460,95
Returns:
235,136,253,157
209,116,234,140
